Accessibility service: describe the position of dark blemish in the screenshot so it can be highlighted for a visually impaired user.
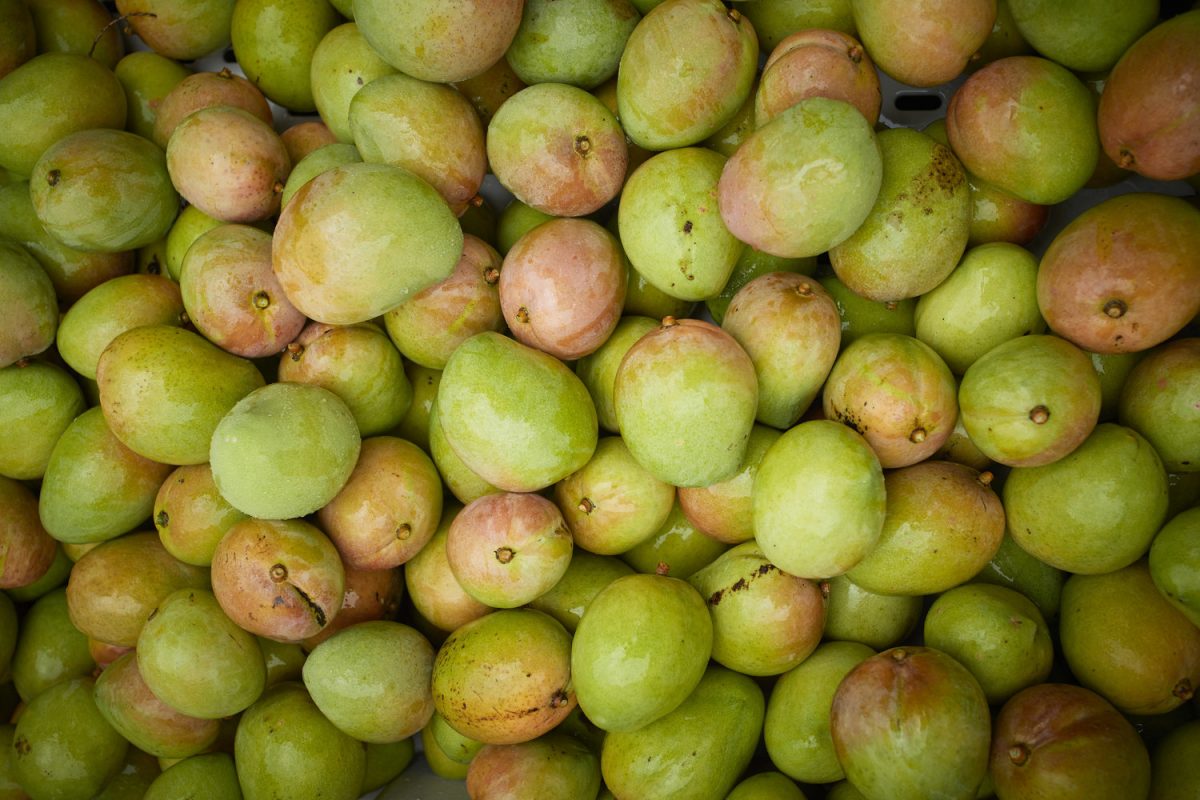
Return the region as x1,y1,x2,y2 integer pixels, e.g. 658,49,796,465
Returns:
683,220,693,234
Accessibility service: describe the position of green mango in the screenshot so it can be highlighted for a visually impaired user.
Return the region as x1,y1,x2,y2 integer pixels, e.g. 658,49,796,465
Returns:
437,332,597,493
1119,338,1200,473
705,245,816,325
303,621,434,743
113,51,192,142
235,682,365,800
1150,719,1200,800
97,325,265,466
528,551,635,633
144,753,241,800
615,318,756,487
972,533,1064,620
466,732,601,799
915,242,1045,374
154,463,248,567
507,0,639,89
94,747,161,800
823,574,922,650
496,199,555,255
115,0,237,61
689,541,826,676
280,142,361,208
1007,0,1157,72
0,240,56,368
310,22,398,142
0,724,24,797
430,712,483,765
741,0,855,51
553,436,675,557
575,316,657,434
38,407,173,545
726,772,806,800
25,0,124,68
753,419,886,579
818,273,916,347
601,666,764,800
0,0,35,79
958,334,1102,467
29,128,179,254
719,97,882,259
700,78,756,159
257,637,306,687
362,738,415,793
1004,423,1168,575
11,589,93,702
621,500,729,579
617,0,757,149
164,204,223,282
136,588,266,719
830,128,970,302
1090,349,1142,422
12,677,128,800
765,641,875,785
677,423,780,546
428,399,500,505
1060,562,1200,715
0,53,127,177
571,574,712,732
392,361,439,452
420,723,470,780
1149,507,1200,628
831,647,991,800
57,274,184,380
230,0,339,112
924,583,1053,704
618,147,743,302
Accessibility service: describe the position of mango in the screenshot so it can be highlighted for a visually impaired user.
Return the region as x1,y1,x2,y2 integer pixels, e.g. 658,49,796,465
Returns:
527,551,635,633
113,51,192,142
11,589,93,702
819,273,916,345
466,732,602,800
677,424,779,545
508,0,639,88
230,0,338,112
0,239,56,368
310,23,397,143
1149,508,1200,628
972,533,1064,621
116,0,236,61
757,29,879,127
1119,338,1200,472
823,574,922,650
0,477,57,590
144,753,241,800
574,315,657,433
621,499,729,579
152,68,272,149
705,246,816,325
1008,0,1157,73
26,0,124,68
851,0,995,86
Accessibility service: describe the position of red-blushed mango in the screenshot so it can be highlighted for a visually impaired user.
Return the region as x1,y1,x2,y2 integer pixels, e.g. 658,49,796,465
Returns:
433,609,576,745
229,0,338,112
167,106,291,224
349,73,485,216
385,234,503,370
404,506,493,635
678,424,779,545
446,492,573,609
38,408,172,545
617,147,743,302
1004,423,1168,576
0,240,55,368
500,218,626,360
706,245,817,325
303,621,435,743
280,120,335,163
488,82,627,217
31,129,179,254
0,476,57,589
990,683,1151,800
180,224,306,359
211,517,345,644
757,28,879,127
845,462,1004,596
1059,562,1200,716
310,22,398,143
572,574,712,732
832,646,991,800
947,56,1098,205
554,436,675,556
317,436,442,572
56,274,184,381
152,69,272,149
117,0,235,61
753,420,885,580
98,325,265,466
302,564,404,651
272,162,463,325
1036,193,1200,354
617,0,758,150
615,318,757,487
355,0,523,83
723,272,840,429
822,333,958,468
1099,11,1200,182
209,382,360,520
830,128,970,302
851,0,994,86
467,732,601,800
958,334,1100,467
1007,0,1157,74
719,97,882,259
689,541,826,676
437,332,598,493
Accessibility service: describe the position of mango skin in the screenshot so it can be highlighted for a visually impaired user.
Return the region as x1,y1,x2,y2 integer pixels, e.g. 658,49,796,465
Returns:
830,128,970,303
575,315,658,433
11,589,93,702
0,239,56,368
466,732,602,800
718,97,882,259
145,753,241,800
600,666,764,800
98,325,265,466
754,419,885,579
1150,719,1200,800
0,53,127,177
1008,0,1157,73
851,0,994,86
614,318,757,488
507,0,640,89
823,574,922,650
1149,508,1200,628
0,0,35,79
617,0,758,150
113,51,192,142
438,332,598,493
571,574,712,732
310,23,398,143
235,682,365,800
38,407,172,545
1119,338,1200,473
230,0,338,112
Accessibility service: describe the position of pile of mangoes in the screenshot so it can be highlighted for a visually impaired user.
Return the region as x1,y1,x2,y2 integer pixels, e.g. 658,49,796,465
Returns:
0,0,1198,798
